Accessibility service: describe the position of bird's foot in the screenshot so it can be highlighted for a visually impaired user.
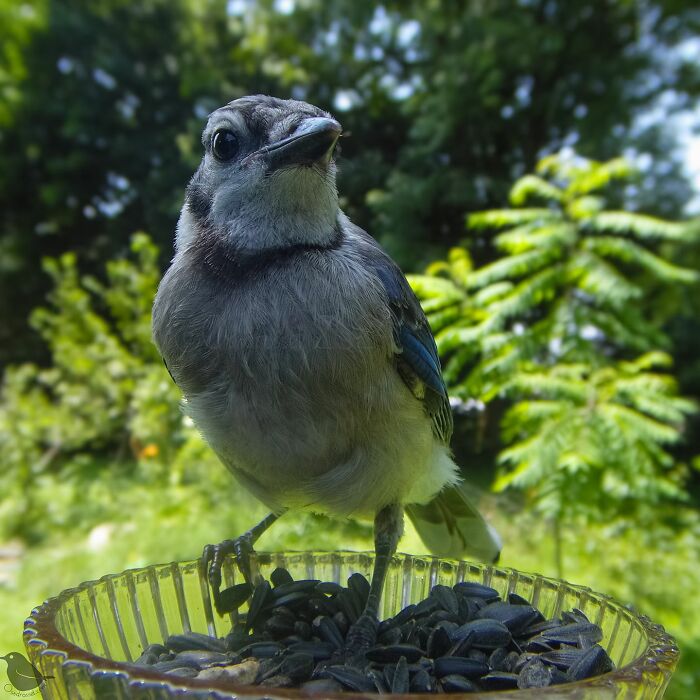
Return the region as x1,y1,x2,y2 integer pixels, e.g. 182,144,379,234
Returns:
344,613,379,662
201,534,258,615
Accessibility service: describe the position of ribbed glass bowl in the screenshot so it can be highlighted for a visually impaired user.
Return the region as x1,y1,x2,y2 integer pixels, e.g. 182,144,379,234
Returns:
24,552,678,699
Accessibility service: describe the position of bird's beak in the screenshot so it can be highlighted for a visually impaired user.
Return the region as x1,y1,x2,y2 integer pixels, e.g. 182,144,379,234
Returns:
258,117,342,171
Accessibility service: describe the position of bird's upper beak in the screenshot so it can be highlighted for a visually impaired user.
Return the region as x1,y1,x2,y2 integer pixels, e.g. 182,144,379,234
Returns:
257,117,342,171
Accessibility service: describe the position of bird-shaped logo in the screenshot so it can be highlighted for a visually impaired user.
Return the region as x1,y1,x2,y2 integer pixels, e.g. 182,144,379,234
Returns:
0,652,52,692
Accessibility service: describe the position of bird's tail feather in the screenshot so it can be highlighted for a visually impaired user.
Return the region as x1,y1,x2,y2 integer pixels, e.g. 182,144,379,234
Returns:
405,482,501,563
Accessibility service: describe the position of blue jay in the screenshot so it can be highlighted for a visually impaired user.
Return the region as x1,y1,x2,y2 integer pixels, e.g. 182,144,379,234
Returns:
152,95,500,650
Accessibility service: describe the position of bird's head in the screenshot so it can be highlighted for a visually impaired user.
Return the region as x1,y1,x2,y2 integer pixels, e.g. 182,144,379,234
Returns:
178,95,343,255
1,652,22,665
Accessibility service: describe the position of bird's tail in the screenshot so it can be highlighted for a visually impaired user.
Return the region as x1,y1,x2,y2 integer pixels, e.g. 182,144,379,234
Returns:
405,481,502,563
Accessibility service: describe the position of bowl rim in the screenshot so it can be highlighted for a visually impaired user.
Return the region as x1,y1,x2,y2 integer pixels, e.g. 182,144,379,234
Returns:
23,551,680,699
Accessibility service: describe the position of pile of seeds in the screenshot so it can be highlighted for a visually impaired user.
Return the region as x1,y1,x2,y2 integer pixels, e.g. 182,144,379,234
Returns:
133,567,614,693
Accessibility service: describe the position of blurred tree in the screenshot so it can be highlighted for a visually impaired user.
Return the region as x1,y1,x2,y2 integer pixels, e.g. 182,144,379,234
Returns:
1,0,699,369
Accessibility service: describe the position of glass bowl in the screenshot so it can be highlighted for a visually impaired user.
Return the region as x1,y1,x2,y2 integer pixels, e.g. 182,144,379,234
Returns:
24,551,678,699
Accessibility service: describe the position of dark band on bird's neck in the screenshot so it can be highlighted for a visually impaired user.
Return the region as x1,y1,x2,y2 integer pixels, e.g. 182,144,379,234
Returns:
190,217,345,282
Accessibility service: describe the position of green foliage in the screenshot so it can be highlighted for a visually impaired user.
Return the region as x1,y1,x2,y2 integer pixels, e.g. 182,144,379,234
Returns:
409,153,698,524
0,234,191,540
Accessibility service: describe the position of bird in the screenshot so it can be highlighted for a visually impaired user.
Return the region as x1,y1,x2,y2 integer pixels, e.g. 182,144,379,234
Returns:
0,652,52,691
152,95,501,651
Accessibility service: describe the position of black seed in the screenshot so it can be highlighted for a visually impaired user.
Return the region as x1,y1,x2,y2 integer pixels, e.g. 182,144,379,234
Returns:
323,665,375,692
433,656,489,679
542,622,604,646
489,646,509,671
264,614,295,638
466,648,488,663
278,653,315,682
379,624,403,646
431,585,460,616
224,626,249,653
270,591,310,609
238,642,284,659
366,668,389,693
458,595,478,623
566,644,614,680
246,581,272,630
313,616,345,649
540,649,583,670
133,651,157,666
272,580,321,598
410,668,432,693
165,632,226,653
391,656,410,694
427,610,460,627
477,601,541,635
525,638,555,653
508,592,532,606
287,641,336,661
452,619,512,649
173,650,230,668
453,582,500,600
480,671,520,690
348,573,371,605
427,626,452,658
518,658,554,689
336,589,361,623
154,658,201,672
307,596,338,617
440,674,480,692
562,609,590,625
521,618,562,637
315,581,344,596
389,603,417,627
445,633,474,658
414,597,439,618
217,582,253,613
270,567,294,587
294,620,312,640
143,643,168,657
366,644,425,663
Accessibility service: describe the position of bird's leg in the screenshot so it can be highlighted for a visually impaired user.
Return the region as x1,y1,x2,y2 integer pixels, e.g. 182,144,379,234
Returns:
202,510,285,615
345,503,404,653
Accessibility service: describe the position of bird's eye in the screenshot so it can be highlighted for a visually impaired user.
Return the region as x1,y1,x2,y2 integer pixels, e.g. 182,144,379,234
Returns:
212,129,239,161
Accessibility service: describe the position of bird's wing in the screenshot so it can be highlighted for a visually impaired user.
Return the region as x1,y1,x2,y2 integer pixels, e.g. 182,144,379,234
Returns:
350,223,453,444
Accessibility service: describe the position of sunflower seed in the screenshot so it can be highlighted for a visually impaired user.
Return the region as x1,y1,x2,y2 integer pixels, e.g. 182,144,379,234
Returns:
434,656,489,679
323,665,375,692
480,671,520,690
366,644,425,663
270,567,294,587
348,573,371,606
566,644,614,680
431,585,459,616
440,674,480,692
165,632,226,653
452,618,512,649
453,582,500,599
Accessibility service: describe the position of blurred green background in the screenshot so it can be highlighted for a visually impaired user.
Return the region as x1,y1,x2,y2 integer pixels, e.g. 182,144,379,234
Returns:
1,0,699,696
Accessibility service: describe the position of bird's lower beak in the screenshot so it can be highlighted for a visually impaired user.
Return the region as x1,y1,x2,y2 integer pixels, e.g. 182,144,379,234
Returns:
260,117,342,171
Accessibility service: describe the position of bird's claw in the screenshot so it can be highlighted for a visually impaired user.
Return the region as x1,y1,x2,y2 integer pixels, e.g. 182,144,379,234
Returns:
344,613,379,657
201,534,256,615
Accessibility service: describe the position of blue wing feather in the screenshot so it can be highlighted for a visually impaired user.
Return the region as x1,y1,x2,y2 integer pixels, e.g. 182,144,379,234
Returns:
350,223,453,443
